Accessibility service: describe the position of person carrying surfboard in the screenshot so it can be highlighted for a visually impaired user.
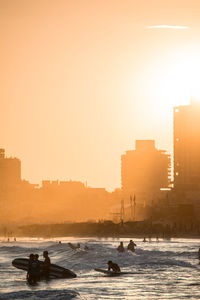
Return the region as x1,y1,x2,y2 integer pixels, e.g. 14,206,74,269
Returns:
42,251,51,279
107,260,121,272
27,253,40,284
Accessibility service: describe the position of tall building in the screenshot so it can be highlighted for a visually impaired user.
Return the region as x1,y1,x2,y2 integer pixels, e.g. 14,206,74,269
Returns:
121,140,171,204
0,148,21,190
174,99,200,190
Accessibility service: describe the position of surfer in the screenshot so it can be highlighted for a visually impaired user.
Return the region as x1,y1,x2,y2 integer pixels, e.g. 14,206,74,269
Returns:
127,240,137,252
42,251,51,280
107,260,121,272
34,254,41,281
84,244,89,250
117,241,125,253
27,253,40,284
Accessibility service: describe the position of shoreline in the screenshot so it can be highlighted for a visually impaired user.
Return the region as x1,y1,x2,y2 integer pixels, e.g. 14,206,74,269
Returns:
1,234,200,240
1,221,200,240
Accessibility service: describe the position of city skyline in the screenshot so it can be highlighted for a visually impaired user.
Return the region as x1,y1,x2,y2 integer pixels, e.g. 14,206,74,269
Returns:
2,0,200,190
1,99,198,191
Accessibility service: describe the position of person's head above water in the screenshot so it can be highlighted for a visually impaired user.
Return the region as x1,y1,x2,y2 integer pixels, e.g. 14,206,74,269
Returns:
35,254,39,260
120,242,123,245
107,260,113,265
29,253,34,260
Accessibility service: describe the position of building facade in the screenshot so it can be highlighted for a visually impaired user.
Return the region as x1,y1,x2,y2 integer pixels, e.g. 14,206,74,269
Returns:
174,99,200,190
0,149,21,190
121,140,171,205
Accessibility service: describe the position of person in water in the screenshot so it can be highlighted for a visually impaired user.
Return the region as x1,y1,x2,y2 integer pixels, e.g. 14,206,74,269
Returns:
84,244,89,250
107,260,121,272
42,251,51,280
34,254,41,281
127,240,137,252
27,253,40,284
143,237,147,242
117,241,125,253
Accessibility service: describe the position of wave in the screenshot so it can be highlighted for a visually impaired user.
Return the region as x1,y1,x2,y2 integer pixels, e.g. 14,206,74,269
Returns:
0,289,80,300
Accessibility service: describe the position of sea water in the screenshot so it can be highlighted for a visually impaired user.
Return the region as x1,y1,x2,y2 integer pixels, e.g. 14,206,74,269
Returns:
0,237,200,299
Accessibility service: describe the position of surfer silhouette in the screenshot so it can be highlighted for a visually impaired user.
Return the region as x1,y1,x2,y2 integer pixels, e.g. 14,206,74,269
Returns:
27,253,40,284
127,240,137,252
107,260,121,272
42,251,51,279
117,242,125,253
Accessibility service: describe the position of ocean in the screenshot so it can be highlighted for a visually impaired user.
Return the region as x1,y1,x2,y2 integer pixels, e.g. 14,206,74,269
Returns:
0,237,200,299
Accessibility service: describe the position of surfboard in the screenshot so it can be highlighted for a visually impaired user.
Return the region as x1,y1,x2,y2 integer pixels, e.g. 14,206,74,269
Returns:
94,268,133,276
12,258,77,279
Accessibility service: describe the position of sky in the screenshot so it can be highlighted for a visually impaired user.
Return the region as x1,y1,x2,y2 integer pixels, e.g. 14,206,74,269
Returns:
1,0,200,191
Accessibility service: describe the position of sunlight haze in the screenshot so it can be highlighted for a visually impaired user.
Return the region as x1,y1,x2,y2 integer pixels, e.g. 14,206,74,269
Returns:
1,0,200,190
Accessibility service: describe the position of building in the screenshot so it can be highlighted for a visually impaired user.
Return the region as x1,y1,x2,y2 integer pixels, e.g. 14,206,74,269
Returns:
174,99,200,190
121,140,171,205
0,149,21,190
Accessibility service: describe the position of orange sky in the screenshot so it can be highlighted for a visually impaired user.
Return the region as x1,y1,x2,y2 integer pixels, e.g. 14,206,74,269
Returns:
1,0,200,190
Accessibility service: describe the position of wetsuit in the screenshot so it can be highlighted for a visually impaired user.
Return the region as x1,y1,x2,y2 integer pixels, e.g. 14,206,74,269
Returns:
43,256,51,279
117,245,125,253
27,259,40,283
108,263,121,272
127,241,137,252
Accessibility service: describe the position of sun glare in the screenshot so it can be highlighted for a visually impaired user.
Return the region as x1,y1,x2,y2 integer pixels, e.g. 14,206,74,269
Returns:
150,50,200,108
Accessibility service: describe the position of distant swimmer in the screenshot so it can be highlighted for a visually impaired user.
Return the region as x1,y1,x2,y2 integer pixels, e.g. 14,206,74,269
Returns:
58,241,61,244
84,244,89,250
107,260,121,272
42,251,51,280
117,242,125,253
143,237,147,242
14,237,16,242
127,240,137,252
76,243,80,249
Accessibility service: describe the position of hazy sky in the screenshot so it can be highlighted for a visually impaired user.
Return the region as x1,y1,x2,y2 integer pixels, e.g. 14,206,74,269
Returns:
1,0,200,190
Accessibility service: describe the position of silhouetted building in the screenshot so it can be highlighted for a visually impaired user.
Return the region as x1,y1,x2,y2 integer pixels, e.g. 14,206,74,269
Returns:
0,149,21,190
174,99,200,190
121,140,171,205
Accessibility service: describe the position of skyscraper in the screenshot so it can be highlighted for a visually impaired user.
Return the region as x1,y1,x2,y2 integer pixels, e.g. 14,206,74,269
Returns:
174,99,200,190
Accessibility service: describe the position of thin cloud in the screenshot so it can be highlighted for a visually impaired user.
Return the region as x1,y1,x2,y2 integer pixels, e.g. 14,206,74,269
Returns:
147,25,189,30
